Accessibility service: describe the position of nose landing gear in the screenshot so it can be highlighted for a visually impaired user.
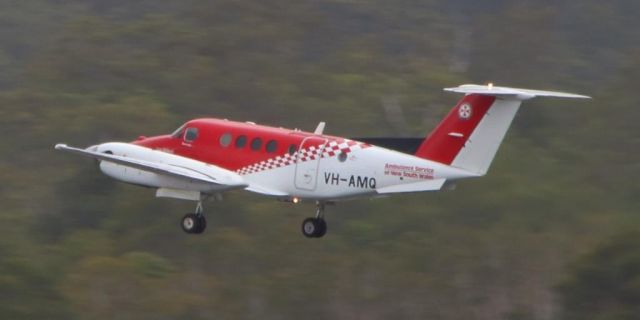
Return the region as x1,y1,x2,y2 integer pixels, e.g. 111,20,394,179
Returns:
301,202,327,238
181,201,206,234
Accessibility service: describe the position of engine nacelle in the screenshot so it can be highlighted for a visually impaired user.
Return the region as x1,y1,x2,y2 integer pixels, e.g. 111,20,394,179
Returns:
94,142,240,193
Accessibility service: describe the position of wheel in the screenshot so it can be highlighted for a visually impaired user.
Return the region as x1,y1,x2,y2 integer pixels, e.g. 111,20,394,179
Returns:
195,215,207,234
315,218,327,238
182,213,197,233
301,218,327,238
181,213,206,234
302,217,318,238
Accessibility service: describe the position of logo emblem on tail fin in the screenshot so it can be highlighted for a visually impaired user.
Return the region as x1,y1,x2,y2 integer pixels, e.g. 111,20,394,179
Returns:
458,103,472,120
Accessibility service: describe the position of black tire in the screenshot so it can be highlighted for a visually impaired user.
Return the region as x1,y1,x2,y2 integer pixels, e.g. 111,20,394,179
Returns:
302,217,317,238
195,215,207,234
181,213,198,233
315,218,327,238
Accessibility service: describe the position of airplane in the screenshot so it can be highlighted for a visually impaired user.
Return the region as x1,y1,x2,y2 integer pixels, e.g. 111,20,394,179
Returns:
55,84,589,238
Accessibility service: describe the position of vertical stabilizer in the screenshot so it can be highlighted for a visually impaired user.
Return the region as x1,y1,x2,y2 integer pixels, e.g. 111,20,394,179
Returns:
415,84,590,175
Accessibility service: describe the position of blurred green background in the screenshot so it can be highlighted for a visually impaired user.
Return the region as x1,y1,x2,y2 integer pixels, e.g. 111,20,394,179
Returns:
1,1,639,319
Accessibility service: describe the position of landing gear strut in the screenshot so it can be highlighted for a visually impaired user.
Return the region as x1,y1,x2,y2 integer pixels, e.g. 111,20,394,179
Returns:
181,201,207,234
301,202,327,238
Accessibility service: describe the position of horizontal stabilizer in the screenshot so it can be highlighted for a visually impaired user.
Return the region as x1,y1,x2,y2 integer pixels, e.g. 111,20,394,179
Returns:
444,84,591,100
377,179,447,194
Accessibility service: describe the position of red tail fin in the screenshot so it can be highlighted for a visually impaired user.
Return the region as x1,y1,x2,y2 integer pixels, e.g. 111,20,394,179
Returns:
415,94,496,165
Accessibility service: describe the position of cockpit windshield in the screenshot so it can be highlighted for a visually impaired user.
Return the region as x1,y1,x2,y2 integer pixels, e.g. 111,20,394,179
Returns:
171,124,186,138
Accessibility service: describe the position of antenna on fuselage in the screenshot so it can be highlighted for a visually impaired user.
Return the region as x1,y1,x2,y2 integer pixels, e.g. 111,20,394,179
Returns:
314,122,326,135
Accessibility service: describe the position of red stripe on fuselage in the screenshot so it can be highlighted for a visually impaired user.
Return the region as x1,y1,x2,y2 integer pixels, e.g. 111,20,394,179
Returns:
415,94,496,165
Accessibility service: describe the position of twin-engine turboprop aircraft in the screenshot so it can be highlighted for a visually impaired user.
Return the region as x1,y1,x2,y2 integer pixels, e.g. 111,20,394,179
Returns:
56,84,589,238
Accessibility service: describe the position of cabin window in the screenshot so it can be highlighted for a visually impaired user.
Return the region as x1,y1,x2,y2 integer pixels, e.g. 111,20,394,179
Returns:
184,127,198,143
338,151,347,162
220,133,232,147
288,144,297,155
235,135,247,148
266,140,278,153
250,137,263,151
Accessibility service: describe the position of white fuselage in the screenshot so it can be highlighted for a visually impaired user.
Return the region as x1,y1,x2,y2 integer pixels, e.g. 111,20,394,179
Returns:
93,142,476,201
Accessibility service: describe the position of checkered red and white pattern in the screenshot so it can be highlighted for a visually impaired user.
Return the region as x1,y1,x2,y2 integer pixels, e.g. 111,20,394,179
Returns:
236,139,369,175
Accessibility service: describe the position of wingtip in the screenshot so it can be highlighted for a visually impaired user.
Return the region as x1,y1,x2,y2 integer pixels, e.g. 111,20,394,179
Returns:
54,143,67,150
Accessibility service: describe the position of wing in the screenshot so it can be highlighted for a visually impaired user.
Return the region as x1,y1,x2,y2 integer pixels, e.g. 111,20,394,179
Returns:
55,144,247,188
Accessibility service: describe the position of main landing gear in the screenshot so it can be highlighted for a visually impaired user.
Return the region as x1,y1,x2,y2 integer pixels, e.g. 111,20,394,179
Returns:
181,201,206,234
301,202,327,238
180,199,330,238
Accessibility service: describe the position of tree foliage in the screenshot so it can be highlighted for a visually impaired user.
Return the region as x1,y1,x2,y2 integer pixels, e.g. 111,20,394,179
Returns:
559,232,640,320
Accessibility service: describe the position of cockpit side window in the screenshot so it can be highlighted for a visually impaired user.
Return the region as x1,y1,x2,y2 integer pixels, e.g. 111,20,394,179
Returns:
184,127,199,143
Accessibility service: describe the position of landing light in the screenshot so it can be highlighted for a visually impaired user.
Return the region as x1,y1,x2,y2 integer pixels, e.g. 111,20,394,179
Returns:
488,82,494,89
292,197,300,204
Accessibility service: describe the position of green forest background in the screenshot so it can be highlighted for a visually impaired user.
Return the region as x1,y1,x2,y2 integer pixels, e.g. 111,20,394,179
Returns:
1,1,639,319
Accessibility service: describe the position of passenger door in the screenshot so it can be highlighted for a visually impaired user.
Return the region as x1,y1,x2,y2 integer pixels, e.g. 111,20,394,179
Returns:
294,137,327,191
